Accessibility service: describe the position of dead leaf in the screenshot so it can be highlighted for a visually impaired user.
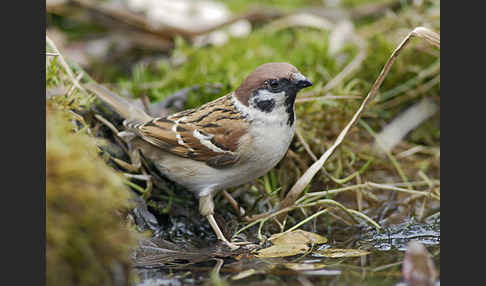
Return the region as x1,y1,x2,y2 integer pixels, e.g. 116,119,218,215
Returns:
269,230,328,245
256,244,309,258
314,248,370,258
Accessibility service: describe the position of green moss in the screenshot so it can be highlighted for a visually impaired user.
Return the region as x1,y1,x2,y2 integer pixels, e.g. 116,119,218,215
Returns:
46,55,136,285
46,105,135,286
118,28,344,108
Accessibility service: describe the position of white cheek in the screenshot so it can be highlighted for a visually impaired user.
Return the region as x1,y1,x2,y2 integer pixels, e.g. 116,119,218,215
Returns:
253,90,286,105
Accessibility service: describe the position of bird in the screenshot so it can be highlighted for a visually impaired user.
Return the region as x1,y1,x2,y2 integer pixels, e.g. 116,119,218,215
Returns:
87,62,312,249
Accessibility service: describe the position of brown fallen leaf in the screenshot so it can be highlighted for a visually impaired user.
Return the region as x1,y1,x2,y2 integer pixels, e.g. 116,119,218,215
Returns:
269,230,328,246
256,244,309,258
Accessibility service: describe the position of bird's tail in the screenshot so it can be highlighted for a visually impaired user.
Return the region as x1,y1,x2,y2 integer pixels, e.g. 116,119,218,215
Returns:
85,82,152,122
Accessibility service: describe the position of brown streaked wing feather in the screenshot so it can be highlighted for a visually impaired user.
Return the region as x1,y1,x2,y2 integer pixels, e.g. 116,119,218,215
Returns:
135,94,249,168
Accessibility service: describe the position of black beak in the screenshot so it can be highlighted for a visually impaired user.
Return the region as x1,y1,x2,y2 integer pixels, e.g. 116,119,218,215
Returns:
292,72,313,89
296,79,313,89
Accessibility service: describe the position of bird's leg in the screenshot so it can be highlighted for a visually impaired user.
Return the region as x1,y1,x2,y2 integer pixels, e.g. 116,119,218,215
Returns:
206,215,239,250
199,194,239,250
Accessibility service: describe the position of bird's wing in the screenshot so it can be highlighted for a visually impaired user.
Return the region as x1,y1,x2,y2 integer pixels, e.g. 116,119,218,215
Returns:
131,94,250,168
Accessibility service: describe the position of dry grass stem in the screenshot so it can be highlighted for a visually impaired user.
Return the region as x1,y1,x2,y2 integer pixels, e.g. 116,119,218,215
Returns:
366,182,440,200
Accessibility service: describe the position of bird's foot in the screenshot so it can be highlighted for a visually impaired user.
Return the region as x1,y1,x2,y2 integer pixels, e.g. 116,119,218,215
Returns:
221,239,240,251
207,214,240,251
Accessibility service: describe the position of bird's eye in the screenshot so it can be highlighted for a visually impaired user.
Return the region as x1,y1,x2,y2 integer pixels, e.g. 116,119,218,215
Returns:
269,80,279,89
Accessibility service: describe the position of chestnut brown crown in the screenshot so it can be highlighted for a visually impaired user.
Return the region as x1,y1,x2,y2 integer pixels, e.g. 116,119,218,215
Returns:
235,62,300,106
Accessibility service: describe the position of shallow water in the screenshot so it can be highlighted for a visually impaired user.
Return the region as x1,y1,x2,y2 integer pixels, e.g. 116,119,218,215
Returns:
132,216,440,285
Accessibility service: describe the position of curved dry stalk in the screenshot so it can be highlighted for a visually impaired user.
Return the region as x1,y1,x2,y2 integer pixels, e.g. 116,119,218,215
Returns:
276,26,440,222
309,199,359,225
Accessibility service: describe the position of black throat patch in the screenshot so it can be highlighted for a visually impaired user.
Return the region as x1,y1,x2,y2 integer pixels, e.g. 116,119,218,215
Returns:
284,89,298,126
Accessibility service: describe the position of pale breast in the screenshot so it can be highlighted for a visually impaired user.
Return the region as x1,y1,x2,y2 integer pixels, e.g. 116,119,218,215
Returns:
244,118,295,175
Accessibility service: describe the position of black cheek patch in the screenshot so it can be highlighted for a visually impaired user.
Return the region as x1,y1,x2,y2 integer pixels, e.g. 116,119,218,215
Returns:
255,98,276,113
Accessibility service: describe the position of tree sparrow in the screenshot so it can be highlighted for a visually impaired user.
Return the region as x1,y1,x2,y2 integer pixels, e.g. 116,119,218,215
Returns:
87,62,312,249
